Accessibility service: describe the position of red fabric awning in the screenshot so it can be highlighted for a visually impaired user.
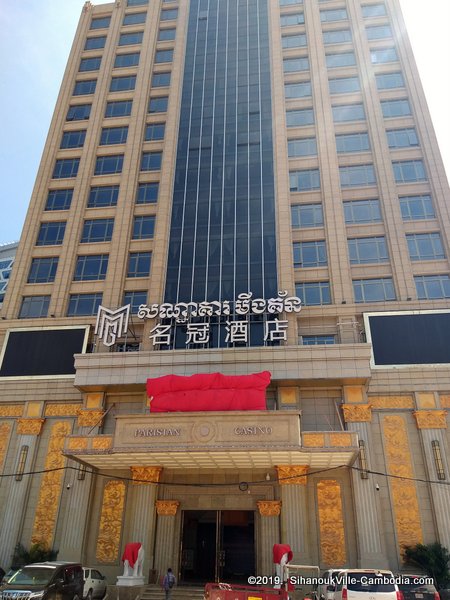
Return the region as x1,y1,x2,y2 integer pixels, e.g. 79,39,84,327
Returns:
146,371,271,412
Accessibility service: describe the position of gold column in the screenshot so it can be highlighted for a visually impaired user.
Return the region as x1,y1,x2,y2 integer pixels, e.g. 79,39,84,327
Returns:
317,480,346,566
256,501,282,516
96,480,127,563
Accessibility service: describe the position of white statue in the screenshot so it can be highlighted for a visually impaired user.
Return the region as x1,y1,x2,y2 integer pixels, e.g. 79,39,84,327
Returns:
273,544,293,589
117,543,145,585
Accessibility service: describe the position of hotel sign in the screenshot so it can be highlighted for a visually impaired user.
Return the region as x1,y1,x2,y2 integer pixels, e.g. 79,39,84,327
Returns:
95,291,302,348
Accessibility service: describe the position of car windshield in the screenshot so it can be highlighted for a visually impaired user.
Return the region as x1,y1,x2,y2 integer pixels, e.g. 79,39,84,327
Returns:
8,567,56,586
346,573,395,592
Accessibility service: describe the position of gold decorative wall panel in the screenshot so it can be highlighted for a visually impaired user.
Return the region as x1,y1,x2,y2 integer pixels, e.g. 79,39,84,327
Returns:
279,388,297,405
277,465,308,485
416,393,436,409
257,501,281,516
17,418,45,436
370,396,414,409
96,480,126,563
413,411,447,430
156,500,180,516
317,480,346,566
131,466,162,484
92,436,113,450
344,386,364,404
26,402,43,417
0,405,24,417
45,404,82,417
0,422,12,473
329,433,353,447
31,421,71,547
77,409,105,428
302,433,325,447
342,404,372,423
383,416,423,552
85,393,104,409
440,394,450,409
67,437,88,450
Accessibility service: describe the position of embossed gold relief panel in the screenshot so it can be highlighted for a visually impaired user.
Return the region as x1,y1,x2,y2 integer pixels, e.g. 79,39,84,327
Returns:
317,480,347,566
370,396,414,410
44,404,82,417
96,480,126,563
383,416,423,553
31,421,72,548
0,422,12,473
0,405,24,417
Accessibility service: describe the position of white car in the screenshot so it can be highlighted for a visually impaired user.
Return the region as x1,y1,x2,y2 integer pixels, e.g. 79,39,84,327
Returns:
83,568,107,600
334,570,402,600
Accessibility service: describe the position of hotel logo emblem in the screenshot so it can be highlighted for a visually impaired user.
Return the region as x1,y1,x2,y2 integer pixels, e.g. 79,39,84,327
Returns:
95,304,131,347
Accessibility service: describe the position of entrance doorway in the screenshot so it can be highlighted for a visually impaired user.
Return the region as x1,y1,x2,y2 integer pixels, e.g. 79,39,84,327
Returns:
180,510,255,583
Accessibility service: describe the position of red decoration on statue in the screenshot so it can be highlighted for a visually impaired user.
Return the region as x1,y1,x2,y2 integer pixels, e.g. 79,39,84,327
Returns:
121,542,142,568
146,371,271,412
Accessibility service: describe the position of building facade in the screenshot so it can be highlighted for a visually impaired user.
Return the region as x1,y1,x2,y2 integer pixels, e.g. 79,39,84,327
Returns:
0,242,18,307
1,0,450,583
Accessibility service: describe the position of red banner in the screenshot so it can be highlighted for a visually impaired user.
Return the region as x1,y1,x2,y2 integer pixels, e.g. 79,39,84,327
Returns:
146,371,271,412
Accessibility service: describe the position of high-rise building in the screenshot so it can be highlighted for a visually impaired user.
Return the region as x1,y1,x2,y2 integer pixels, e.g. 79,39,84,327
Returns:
1,0,450,582
0,241,18,306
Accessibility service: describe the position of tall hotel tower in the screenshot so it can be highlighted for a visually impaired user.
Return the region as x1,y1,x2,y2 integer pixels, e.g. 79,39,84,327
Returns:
1,0,450,582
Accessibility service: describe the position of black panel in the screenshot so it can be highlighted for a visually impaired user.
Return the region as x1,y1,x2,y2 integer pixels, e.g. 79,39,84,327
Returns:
369,313,450,365
0,329,86,376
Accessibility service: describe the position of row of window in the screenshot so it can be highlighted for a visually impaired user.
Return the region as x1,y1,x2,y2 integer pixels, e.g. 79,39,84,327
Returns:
291,195,435,227
281,5,387,29
67,95,169,122
289,160,427,192
293,232,446,268
284,47,398,73
62,123,165,149
282,23,393,49
53,150,162,179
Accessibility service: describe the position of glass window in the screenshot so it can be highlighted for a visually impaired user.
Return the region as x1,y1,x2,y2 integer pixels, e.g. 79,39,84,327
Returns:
366,25,392,40
280,0,303,5
114,52,140,68
85,36,106,50
282,34,307,48
158,28,176,41
27,258,59,284
60,130,86,149
81,219,114,243
36,222,66,246
280,13,305,26
19,296,50,319
67,104,91,121
339,164,376,187
286,108,314,127
393,160,427,183
73,79,97,95
90,16,111,29
161,9,178,20
152,72,171,87
67,293,103,316
110,75,136,92
148,96,168,113
105,100,132,117
336,132,370,153
74,254,109,281
386,128,418,148
123,12,146,25
376,72,405,90
290,169,320,192
88,186,120,208
295,281,330,305
332,103,365,122
320,8,348,22
406,233,445,261
136,182,159,203
132,215,155,239
344,199,382,223
155,49,173,63
381,98,411,118
399,195,435,220
124,290,148,312
302,335,335,345
79,57,101,72
323,29,352,44
141,151,162,171
353,278,396,302
370,47,398,63
45,189,73,211
100,126,129,145
329,76,360,94
53,159,80,179
127,0,148,5
291,204,324,228
285,82,312,99
283,57,310,73
293,241,327,267
348,236,388,264
288,137,317,157
362,3,387,17
145,123,165,141
119,32,144,46
415,275,450,300
326,52,356,68
94,155,124,175
127,252,151,277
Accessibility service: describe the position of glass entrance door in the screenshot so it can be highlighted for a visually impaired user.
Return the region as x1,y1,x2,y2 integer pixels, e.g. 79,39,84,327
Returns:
180,510,255,584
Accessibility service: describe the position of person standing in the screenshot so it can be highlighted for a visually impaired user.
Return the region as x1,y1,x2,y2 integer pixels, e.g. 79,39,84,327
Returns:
162,568,176,600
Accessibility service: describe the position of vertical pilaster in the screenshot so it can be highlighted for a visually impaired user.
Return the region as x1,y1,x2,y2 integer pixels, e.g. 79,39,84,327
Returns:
257,501,281,576
153,501,180,578
277,466,310,564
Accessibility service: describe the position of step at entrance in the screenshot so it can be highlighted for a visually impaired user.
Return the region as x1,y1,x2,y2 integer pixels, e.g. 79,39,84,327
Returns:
140,585,205,600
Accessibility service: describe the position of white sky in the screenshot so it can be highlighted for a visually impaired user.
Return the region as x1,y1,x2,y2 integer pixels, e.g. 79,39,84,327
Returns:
0,0,449,243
